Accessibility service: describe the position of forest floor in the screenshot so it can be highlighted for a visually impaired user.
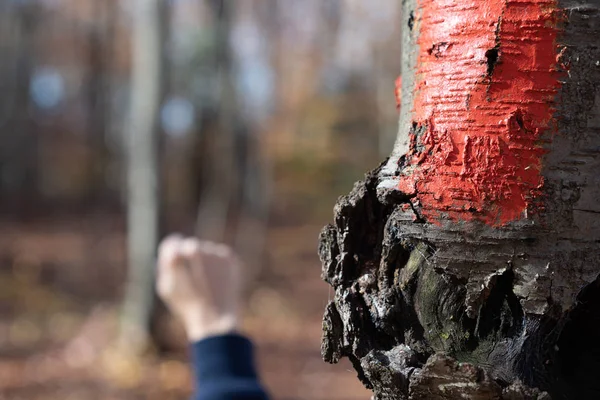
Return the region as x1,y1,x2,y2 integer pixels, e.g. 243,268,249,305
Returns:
0,215,370,400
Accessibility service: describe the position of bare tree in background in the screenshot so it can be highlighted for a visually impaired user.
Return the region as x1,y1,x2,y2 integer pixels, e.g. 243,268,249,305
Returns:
0,1,39,213
195,0,271,281
320,1,600,399
120,0,167,353
85,0,117,206
195,0,237,242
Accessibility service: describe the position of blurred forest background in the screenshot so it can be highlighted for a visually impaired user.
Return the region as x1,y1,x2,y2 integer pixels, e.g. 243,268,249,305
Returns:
0,0,401,398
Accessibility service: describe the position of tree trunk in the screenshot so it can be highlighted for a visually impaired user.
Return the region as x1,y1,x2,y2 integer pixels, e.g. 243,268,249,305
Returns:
195,0,237,242
319,1,600,399
120,0,167,354
85,0,116,207
0,2,39,214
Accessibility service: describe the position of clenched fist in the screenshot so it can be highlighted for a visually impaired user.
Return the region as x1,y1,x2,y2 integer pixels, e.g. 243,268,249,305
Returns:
156,235,241,342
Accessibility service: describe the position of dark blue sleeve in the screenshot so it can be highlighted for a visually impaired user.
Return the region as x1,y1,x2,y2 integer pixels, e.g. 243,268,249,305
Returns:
190,334,268,400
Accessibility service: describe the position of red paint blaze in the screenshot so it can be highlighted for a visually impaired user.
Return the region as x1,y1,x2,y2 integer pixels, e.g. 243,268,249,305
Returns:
399,0,563,226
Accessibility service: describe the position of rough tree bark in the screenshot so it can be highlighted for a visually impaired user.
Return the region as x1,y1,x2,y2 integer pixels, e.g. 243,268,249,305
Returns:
319,1,600,399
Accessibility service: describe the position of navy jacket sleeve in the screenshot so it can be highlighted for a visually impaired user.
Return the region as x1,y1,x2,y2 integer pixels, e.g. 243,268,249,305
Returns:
190,334,268,400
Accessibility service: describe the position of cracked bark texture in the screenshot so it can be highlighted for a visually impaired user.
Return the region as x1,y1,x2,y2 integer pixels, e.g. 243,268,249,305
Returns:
320,1,600,399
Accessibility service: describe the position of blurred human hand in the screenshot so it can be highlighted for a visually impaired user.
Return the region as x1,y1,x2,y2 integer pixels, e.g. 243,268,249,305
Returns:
156,235,241,342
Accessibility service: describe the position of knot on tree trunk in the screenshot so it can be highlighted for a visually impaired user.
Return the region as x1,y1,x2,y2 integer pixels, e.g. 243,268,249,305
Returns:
319,165,600,400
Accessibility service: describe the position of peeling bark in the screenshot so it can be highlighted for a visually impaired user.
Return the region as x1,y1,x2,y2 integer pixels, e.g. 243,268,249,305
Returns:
320,1,600,399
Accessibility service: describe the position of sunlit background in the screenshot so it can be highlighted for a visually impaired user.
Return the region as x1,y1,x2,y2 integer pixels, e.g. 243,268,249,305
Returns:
0,0,401,398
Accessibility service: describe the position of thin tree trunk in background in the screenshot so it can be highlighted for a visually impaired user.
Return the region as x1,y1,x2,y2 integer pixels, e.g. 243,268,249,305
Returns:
196,0,236,242
233,124,272,286
230,0,274,286
194,0,271,282
320,1,600,399
85,0,116,206
0,2,39,213
120,0,166,354
0,3,20,134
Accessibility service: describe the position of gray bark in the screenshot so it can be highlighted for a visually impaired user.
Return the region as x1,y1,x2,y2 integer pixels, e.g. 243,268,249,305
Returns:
120,0,167,354
320,2,600,399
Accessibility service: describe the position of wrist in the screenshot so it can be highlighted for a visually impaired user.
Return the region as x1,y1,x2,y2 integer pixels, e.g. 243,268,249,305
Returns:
183,312,238,342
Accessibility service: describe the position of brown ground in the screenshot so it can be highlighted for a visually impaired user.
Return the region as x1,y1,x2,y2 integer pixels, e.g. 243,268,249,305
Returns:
0,216,370,400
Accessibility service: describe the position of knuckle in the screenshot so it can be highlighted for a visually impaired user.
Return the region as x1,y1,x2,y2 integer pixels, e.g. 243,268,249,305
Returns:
181,238,202,255
215,244,232,257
